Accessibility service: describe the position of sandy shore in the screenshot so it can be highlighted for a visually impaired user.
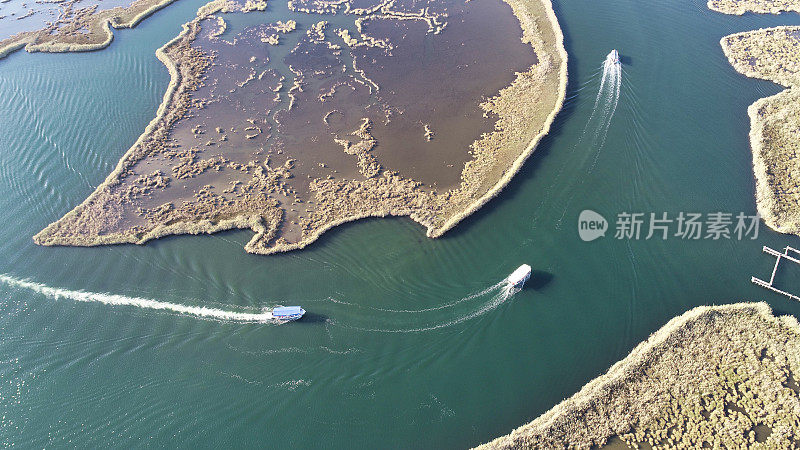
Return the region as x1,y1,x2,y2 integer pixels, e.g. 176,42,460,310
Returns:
0,0,181,61
477,302,800,449
33,0,567,254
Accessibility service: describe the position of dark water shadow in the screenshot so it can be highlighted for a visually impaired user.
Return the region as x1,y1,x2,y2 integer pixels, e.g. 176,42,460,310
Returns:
294,311,329,324
296,215,410,250
620,55,633,66
528,270,554,290
436,1,580,241
770,304,797,319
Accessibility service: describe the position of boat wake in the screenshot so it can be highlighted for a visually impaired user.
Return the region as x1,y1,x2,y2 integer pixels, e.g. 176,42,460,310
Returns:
328,281,507,314
0,274,276,323
581,50,622,171
553,50,623,230
330,280,519,333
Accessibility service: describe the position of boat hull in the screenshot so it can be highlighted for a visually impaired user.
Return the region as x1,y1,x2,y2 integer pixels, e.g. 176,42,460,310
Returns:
506,264,532,289
274,315,303,322
272,306,306,322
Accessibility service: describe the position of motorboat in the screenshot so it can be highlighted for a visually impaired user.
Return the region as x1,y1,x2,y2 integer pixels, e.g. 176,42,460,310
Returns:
609,49,620,65
506,264,532,290
272,306,305,321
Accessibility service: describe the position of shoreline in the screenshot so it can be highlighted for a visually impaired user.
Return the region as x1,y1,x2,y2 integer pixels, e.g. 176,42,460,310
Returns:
476,302,800,448
427,0,568,238
718,25,800,235
33,0,568,254
33,0,239,248
747,88,800,234
33,14,195,248
707,0,800,15
0,0,180,61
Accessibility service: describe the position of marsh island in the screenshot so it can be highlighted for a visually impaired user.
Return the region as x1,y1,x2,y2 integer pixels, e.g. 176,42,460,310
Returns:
33,0,567,254
0,0,179,58
478,303,800,449
713,0,800,236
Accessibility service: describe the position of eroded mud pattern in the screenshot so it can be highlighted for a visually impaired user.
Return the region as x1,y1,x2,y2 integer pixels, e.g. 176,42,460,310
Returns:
0,0,130,42
0,0,184,57
34,0,565,254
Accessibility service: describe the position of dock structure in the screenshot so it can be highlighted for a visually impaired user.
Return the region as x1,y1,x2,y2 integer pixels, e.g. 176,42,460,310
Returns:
752,246,800,301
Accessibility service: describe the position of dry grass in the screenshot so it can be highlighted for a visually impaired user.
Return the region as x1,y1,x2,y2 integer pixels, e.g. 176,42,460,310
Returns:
708,0,800,15
0,0,180,60
719,26,800,235
33,0,567,255
477,302,800,449
427,0,567,237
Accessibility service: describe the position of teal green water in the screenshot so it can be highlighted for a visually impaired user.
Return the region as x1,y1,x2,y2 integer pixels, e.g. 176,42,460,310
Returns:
3,0,800,447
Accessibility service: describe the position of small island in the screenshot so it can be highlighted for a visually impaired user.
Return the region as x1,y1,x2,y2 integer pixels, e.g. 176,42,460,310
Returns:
477,302,800,448
0,0,180,59
32,0,567,254
708,0,800,14
713,0,800,235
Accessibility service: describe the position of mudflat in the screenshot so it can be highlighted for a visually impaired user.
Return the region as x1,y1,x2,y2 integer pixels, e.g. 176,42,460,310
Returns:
33,0,567,254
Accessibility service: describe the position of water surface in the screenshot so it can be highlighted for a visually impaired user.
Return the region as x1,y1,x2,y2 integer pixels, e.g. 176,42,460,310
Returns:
2,0,800,447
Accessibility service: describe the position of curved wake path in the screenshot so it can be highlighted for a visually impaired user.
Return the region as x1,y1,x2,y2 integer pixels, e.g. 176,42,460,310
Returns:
554,50,623,229
329,281,507,314
0,274,276,323
579,50,623,172
332,281,518,333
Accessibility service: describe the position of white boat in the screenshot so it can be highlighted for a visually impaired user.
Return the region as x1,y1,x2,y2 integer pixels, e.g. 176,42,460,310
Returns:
506,264,532,289
609,49,620,65
272,306,305,321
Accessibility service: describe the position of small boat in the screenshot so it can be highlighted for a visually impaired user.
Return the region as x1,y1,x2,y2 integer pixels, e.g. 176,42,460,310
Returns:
609,49,620,65
272,306,305,321
506,264,532,290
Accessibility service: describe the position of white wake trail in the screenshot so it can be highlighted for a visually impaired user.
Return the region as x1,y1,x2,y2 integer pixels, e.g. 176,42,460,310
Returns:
554,51,623,230
0,274,275,323
584,62,612,133
329,280,507,314
586,52,622,168
336,281,520,333
400,284,516,333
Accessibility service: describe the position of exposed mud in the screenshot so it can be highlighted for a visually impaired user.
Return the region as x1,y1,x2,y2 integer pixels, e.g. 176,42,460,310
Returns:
33,0,567,255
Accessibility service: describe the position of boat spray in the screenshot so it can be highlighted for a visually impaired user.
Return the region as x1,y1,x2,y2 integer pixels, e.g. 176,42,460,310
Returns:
0,274,277,323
